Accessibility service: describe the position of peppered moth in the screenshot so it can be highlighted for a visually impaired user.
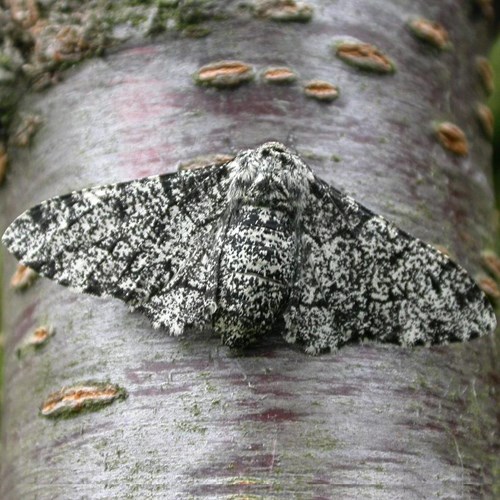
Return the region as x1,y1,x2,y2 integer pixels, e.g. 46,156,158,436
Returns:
2,142,496,354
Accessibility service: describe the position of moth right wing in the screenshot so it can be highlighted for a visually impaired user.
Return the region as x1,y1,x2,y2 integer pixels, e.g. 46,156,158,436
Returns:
2,163,232,334
282,178,496,354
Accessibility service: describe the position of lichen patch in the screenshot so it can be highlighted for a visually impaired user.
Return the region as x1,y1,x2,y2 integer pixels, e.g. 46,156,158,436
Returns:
304,80,339,102
195,60,255,88
12,114,43,148
40,382,127,418
8,0,40,29
8,3,108,92
17,325,55,357
434,122,468,156
335,41,395,74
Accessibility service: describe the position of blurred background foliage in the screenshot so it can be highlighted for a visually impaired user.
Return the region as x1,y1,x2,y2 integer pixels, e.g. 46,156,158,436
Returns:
491,38,500,208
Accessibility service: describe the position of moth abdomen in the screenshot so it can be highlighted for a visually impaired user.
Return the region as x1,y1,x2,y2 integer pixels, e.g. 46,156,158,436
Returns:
213,205,297,347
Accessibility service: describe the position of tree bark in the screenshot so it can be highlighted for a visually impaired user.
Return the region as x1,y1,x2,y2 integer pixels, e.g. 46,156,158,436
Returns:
1,0,499,498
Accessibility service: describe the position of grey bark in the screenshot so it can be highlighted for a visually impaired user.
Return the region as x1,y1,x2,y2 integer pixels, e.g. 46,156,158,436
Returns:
1,0,499,498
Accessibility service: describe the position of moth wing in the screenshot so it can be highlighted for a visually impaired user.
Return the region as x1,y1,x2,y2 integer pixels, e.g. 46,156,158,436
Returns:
282,178,496,354
136,217,228,334
2,164,231,333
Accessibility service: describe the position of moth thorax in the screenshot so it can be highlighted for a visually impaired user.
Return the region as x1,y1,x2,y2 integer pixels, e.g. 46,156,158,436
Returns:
243,175,309,215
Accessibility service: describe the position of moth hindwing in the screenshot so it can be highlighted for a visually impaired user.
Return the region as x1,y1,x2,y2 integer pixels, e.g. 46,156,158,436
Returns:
3,142,496,354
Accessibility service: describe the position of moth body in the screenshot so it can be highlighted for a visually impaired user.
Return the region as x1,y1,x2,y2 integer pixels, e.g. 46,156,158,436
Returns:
214,204,297,347
213,142,312,346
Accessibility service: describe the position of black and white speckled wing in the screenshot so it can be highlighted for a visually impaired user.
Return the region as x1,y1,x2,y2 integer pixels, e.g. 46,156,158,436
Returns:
2,164,231,334
283,178,496,354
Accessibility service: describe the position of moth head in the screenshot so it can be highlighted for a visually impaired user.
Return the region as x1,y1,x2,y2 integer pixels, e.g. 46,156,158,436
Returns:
227,142,314,211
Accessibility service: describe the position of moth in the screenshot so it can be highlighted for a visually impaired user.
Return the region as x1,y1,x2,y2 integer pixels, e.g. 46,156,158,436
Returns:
2,142,496,354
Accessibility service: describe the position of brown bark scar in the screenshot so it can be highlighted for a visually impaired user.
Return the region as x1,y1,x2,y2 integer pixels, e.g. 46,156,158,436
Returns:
434,122,469,156
262,67,297,84
304,80,339,101
408,17,451,50
335,42,395,74
41,383,127,418
195,61,255,88
10,264,38,290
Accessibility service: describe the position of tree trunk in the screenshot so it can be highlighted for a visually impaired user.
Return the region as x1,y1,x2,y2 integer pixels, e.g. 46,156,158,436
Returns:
1,0,499,498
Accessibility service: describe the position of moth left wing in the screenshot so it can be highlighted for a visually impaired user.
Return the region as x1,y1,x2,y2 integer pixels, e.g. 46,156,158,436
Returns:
2,164,232,333
282,178,496,354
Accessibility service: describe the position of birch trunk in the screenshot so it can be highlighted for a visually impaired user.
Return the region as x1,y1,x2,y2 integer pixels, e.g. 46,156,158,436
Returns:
1,0,499,498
